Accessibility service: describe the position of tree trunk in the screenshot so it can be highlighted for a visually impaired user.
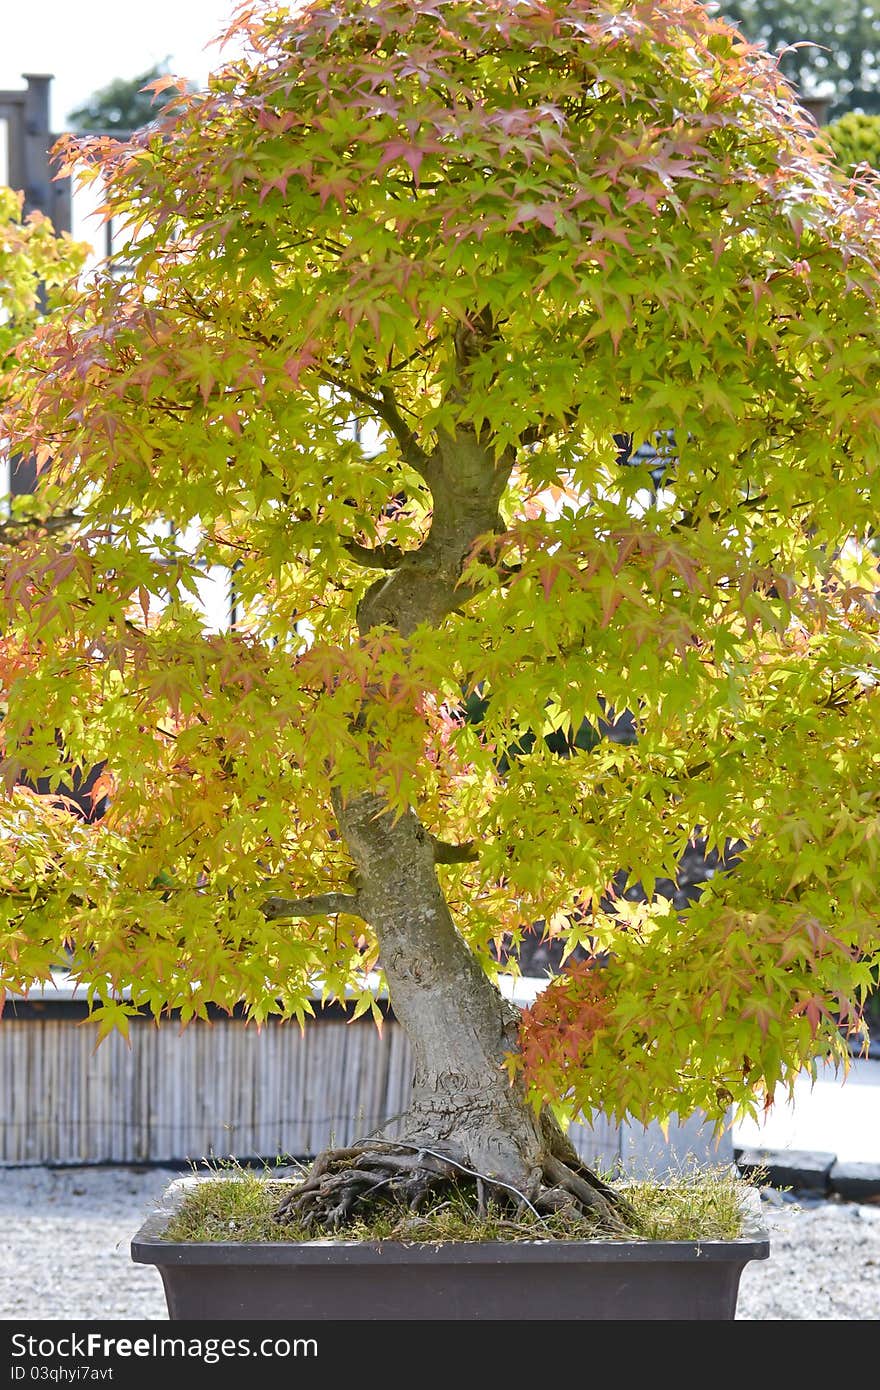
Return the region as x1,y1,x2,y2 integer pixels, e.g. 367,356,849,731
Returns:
329,418,551,1186
277,785,626,1231
335,789,548,1187
278,414,627,1228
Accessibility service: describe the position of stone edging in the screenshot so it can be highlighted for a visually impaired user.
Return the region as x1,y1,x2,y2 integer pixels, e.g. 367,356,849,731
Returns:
735,1147,880,1202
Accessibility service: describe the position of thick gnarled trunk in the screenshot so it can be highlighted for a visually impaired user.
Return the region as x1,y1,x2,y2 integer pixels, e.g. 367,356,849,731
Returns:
274,784,627,1232
335,789,547,1187
332,418,548,1182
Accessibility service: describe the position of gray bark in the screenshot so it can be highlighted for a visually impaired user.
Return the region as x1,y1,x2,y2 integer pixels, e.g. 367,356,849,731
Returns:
335,788,549,1186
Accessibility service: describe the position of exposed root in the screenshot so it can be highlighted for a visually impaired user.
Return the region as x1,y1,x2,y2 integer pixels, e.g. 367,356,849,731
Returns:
539,1154,632,1228
274,1139,633,1236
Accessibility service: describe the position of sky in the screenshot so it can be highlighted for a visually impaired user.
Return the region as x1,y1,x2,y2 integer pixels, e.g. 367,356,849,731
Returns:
0,0,248,131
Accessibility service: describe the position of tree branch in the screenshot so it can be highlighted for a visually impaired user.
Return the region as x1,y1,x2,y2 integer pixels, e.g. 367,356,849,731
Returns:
342,539,407,570
430,837,479,864
261,892,364,921
671,494,771,533
386,336,442,373
518,424,543,447
518,410,580,448
318,369,431,477
0,510,81,545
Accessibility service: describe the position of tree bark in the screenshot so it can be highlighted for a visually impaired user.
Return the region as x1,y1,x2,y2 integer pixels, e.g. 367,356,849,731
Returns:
334,789,548,1187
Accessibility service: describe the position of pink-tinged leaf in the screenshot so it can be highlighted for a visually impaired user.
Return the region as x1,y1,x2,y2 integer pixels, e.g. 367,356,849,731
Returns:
284,342,319,385
376,140,427,181
740,1000,775,1036
598,584,624,628
613,535,640,574
256,109,300,135
539,564,560,600
800,997,824,1037
316,174,351,209
511,202,560,231
590,224,633,250
623,186,663,213
259,174,290,203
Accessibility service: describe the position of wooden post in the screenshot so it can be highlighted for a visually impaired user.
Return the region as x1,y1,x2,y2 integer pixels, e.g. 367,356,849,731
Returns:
1,75,71,496
20,75,53,219
799,96,832,127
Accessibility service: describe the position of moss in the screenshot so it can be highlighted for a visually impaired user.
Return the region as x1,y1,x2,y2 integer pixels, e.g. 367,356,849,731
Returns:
164,1162,751,1244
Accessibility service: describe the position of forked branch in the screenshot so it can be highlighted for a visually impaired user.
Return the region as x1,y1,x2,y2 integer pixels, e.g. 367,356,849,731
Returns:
318,368,431,478
0,509,81,545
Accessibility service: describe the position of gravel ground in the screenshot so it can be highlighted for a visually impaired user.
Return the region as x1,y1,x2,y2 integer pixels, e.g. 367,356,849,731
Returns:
0,1166,877,1320
737,1192,880,1320
0,1167,171,1320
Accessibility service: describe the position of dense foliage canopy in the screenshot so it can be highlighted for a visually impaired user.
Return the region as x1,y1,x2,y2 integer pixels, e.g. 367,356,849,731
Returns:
1,0,879,1126
0,189,84,375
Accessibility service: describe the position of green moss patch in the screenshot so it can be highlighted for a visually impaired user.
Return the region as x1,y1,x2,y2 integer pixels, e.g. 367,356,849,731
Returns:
164,1163,750,1244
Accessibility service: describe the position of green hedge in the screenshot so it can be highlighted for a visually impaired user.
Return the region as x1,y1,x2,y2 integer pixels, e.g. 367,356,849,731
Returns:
823,111,880,173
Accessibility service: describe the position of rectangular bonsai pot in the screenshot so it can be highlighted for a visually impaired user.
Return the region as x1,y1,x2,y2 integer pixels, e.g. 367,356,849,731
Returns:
131,1177,769,1320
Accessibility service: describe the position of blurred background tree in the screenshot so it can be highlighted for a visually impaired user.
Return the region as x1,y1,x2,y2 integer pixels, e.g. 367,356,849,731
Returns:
721,0,880,117
66,60,191,132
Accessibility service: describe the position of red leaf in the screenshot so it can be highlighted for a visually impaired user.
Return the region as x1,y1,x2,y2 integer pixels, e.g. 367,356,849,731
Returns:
539,564,559,600
284,342,319,385
376,140,426,182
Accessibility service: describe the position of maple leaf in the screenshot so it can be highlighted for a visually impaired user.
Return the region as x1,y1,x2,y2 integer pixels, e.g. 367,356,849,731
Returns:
283,342,319,385
140,74,187,98
511,202,562,231
376,139,429,182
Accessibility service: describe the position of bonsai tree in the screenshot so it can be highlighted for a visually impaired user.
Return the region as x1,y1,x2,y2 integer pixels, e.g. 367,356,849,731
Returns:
2,0,879,1231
